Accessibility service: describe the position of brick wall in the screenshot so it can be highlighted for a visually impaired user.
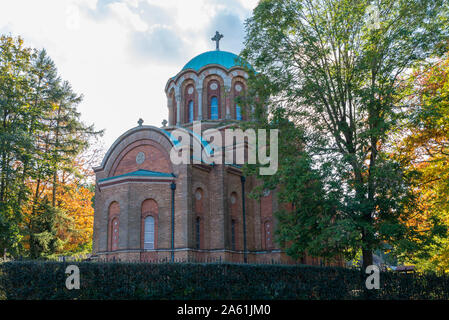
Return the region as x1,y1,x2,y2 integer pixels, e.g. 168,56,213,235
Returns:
92,111,343,266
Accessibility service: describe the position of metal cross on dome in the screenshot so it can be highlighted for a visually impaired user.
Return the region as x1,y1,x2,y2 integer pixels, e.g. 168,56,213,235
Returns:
138,118,144,126
211,31,224,51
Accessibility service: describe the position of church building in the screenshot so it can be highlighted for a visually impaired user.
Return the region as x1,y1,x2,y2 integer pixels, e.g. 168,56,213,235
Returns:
92,33,332,265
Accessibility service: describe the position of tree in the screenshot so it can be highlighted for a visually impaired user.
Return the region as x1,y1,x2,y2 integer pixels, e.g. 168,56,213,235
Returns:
241,0,449,269
394,54,449,271
0,35,34,256
22,49,100,259
0,35,102,259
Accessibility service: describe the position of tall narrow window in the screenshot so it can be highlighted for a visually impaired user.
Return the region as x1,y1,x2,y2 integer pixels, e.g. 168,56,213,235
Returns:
264,221,272,250
108,202,120,251
234,82,244,120
188,100,194,123
231,219,236,250
144,216,155,249
172,96,177,125
210,97,218,120
111,217,119,251
236,104,242,120
196,217,201,249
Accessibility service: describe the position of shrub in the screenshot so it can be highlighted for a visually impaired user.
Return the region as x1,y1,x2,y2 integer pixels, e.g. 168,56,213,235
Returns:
0,261,448,300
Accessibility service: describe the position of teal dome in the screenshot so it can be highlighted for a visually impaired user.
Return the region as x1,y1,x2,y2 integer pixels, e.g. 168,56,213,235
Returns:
181,50,247,72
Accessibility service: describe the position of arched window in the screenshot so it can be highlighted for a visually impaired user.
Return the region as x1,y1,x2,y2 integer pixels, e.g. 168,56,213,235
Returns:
264,220,272,250
231,219,236,251
141,199,158,251
172,95,177,125
196,217,201,249
236,104,242,120
111,217,119,251
210,97,219,120
188,100,194,123
234,82,245,120
195,188,203,212
144,216,155,249
230,192,239,250
108,202,120,251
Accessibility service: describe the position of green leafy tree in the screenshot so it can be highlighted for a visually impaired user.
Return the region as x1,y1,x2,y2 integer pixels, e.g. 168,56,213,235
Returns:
0,35,102,259
393,54,449,271
0,35,34,256
28,197,65,259
23,49,100,259
241,0,449,269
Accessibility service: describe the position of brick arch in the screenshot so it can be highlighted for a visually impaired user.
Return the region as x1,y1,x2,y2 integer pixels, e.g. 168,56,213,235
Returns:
192,181,208,200
165,66,231,92
165,64,248,99
167,71,200,94
141,199,158,250
110,140,172,177
97,126,175,176
108,201,120,251
198,67,231,87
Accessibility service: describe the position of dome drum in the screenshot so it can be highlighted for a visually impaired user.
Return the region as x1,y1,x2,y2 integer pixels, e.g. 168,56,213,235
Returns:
165,50,251,125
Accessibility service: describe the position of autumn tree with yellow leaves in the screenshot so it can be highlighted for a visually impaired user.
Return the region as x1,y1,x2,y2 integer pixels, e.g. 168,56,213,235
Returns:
394,54,449,272
0,35,102,259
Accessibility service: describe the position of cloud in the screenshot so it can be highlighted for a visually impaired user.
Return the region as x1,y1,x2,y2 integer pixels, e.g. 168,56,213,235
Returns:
130,26,189,64
204,10,246,54
0,0,259,148
108,2,148,31
133,1,174,27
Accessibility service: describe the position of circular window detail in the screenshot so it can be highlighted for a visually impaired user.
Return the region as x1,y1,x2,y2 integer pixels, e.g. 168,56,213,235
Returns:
230,194,237,204
235,84,242,92
195,189,202,200
210,83,218,90
187,87,194,95
136,151,145,164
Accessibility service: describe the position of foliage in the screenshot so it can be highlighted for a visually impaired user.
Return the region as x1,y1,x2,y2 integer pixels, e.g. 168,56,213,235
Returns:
241,0,449,269
393,54,449,271
0,35,101,259
1,261,448,300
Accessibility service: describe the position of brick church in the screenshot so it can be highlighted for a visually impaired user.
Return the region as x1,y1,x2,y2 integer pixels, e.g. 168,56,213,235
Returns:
92,33,337,266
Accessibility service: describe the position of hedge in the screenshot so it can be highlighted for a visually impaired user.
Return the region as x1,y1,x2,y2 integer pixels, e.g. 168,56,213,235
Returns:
0,261,448,300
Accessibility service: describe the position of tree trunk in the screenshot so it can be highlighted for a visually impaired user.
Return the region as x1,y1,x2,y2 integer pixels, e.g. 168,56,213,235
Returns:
362,248,373,271
52,104,62,208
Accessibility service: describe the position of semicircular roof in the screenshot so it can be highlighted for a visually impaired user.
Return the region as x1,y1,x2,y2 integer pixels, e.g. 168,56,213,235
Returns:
181,50,248,72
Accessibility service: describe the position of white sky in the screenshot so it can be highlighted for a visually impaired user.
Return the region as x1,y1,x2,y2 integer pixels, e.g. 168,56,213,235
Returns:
0,0,259,149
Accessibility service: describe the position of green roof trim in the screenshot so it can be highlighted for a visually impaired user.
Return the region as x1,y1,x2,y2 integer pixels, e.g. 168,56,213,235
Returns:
99,169,175,183
181,50,249,72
